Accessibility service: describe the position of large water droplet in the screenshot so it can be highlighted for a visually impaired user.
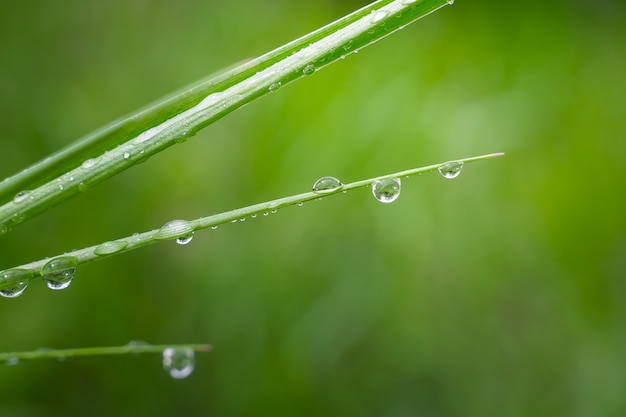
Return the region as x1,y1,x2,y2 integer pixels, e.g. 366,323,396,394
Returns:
438,161,463,179
0,269,31,298
312,176,343,194
162,347,195,379
176,233,194,245
302,64,315,76
154,219,194,242
372,178,401,203
13,190,31,203
41,256,78,290
94,240,129,256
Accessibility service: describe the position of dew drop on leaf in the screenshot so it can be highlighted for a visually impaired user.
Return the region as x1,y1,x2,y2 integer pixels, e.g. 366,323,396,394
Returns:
154,220,194,242
438,161,463,179
13,190,31,204
0,269,31,298
176,233,194,245
372,178,401,203
81,158,99,169
94,240,129,256
312,176,343,194
162,347,195,379
302,64,315,75
41,256,78,290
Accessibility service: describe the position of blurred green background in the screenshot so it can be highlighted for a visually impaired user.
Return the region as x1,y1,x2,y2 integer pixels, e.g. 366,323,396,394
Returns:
1,0,625,415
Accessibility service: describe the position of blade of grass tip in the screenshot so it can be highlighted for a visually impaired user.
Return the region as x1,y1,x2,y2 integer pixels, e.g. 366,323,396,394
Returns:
0,0,453,234
0,343,211,362
0,152,503,295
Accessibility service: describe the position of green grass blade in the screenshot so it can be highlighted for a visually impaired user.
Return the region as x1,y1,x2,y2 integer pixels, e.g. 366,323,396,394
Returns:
0,0,452,233
0,152,503,294
0,343,211,363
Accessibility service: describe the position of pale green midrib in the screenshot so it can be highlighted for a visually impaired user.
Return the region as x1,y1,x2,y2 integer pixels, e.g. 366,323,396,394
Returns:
0,0,451,233
0,153,503,284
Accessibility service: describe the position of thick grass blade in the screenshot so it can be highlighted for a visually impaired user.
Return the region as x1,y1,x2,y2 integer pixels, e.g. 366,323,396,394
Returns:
0,0,452,233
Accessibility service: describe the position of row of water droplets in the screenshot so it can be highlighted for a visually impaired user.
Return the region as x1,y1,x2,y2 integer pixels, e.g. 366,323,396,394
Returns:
312,160,464,204
4,343,197,380
1,161,464,298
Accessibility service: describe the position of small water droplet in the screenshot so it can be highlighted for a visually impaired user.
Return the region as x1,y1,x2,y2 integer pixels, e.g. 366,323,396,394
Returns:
123,152,131,159
4,357,19,366
268,82,281,92
94,240,129,256
162,347,195,379
302,64,315,75
263,212,269,216
372,178,401,203
231,219,237,223
211,225,218,230
239,217,246,222
41,256,78,290
81,158,99,169
370,9,389,23
297,202,304,207
176,233,194,245
58,183,65,191
11,213,25,224
447,0,455,5
13,190,31,203
270,209,277,214
251,214,257,219
438,161,463,179
312,176,343,194
77,182,88,192
154,220,194,242
0,269,31,298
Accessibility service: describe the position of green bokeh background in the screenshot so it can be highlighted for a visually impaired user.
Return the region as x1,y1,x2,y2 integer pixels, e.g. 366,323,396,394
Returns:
1,0,625,415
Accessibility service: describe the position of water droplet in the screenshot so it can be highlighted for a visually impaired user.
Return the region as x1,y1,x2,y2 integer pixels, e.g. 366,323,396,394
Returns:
270,209,277,214
447,0,455,5
262,212,269,216
438,161,463,179
41,256,78,290
123,151,131,159
11,213,24,224
13,190,31,203
94,240,129,256
231,219,237,223
58,183,65,191
162,347,195,379
211,225,218,230
297,202,304,207
4,357,19,366
81,158,99,169
372,178,401,203
370,9,389,23
302,64,315,75
312,176,343,194
239,217,246,222
0,269,32,298
154,219,194,242
268,82,281,92
176,233,194,245
251,214,257,219
77,182,88,192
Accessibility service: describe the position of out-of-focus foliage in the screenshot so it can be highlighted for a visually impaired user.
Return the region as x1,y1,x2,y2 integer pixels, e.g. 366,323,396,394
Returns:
1,0,625,416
